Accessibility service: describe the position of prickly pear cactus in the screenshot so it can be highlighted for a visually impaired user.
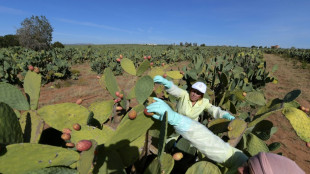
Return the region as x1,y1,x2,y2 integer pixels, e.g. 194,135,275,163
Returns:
148,67,165,79
25,167,78,174
0,143,79,174
245,91,266,106
268,142,281,151
19,110,44,143
283,89,301,103
185,161,221,174
0,82,30,110
135,75,154,104
104,67,120,99
166,71,183,79
24,71,42,110
0,102,23,144
77,140,97,174
121,58,136,76
282,107,310,142
144,153,174,174
208,118,230,134
37,103,90,131
245,133,269,156
106,104,154,146
88,100,114,123
136,60,150,76
227,119,247,147
158,112,168,160
70,125,114,145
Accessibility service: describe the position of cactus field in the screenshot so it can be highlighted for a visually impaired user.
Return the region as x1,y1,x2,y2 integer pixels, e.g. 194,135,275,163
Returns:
0,45,310,173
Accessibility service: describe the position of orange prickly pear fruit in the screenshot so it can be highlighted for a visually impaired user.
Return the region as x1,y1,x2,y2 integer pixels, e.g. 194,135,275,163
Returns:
61,133,71,140
128,110,137,120
76,99,83,105
73,123,81,131
76,140,92,151
144,108,154,117
66,142,75,148
173,152,183,161
62,128,72,134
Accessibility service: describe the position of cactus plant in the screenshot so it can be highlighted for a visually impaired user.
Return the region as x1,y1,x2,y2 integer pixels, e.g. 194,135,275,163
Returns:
24,71,42,110
19,110,44,143
185,161,221,174
135,75,154,104
0,82,29,110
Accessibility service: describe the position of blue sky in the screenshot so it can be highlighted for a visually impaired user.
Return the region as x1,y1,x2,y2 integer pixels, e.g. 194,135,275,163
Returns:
1,0,310,48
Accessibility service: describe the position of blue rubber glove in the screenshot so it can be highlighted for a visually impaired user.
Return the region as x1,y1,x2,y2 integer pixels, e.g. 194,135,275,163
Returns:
153,75,172,89
146,97,181,126
223,113,235,121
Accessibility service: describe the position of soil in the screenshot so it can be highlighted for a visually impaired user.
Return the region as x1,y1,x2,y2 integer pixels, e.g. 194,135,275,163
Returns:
37,55,310,173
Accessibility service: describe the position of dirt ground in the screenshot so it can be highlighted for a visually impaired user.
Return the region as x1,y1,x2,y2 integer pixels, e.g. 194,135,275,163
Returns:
37,54,310,173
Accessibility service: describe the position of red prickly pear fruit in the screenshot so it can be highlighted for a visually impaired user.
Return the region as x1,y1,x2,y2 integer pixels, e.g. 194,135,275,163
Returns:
173,152,183,161
96,75,101,79
61,133,71,140
147,56,151,60
62,128,72,134
34,67,40,73
128,110,137,120
66,142,75,148
162,63,165,67
144,108,154,117
144,56,147,60
76,140,92,151
115,91,120,97
119,54,123,59
28,65,34,71
73,123,81,131
116,106,123,111
150,62,154,66
119,93,123,99
116,58,121,62
76,99,83,105
163,74,167,78
305,108,310,112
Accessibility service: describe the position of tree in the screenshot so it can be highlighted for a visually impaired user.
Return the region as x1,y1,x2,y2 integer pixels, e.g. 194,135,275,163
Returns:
52,41,65,48
0,35,20,48
16,15,53,50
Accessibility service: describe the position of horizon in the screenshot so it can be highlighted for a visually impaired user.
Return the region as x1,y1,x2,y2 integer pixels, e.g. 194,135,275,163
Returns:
1,0,310,49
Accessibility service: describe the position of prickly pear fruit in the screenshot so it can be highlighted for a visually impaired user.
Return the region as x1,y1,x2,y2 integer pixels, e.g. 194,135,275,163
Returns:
116,58,121,62
147,56,151,60
119,93,123,99
242,92,247,97
115,91,120,97
144,56,147,60
227,126,233,131
307,142,310,148
73,123,81,131
163,74,167,78
28,65,34,71
116,106,123,111
66,142,75,148
162,63,165,67
61,133,71,140
305,108,310,113
34,67,40,73
76,140,92,151
173,152,183,161
128,110,137,120
150,62,154,66
144,108,154,116
120,54,123,59
62,128,72,134
76,99,83,105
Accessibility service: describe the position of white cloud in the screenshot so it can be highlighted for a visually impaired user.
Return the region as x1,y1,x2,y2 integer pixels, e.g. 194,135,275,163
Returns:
53,18,134,34
0,5,26,15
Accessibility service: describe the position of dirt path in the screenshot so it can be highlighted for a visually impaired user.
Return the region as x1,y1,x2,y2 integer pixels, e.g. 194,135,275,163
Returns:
263,54,310,173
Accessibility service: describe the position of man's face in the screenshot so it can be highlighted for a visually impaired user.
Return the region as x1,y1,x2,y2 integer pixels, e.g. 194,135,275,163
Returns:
189,88,203,102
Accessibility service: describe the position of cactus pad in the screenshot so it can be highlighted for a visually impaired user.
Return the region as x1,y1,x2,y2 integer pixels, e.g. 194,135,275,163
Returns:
0,143,79,174
121,58,136,76
185,161,221,174
19,110,44,143
245,91,266,106
282,107,310,142
24,71,42,110
144,153,174,174
0,82,29,110
37,103,90,131
166,71,183,79
136,60,150,76
88,100,114,123
135,75,154,104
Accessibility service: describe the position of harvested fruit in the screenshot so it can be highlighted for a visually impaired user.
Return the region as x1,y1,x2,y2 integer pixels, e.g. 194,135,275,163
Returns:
144,108,154,116
73,123,81,131
76,140,92,151
61,133,71,140
173,152,183,161
128,110,137,120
